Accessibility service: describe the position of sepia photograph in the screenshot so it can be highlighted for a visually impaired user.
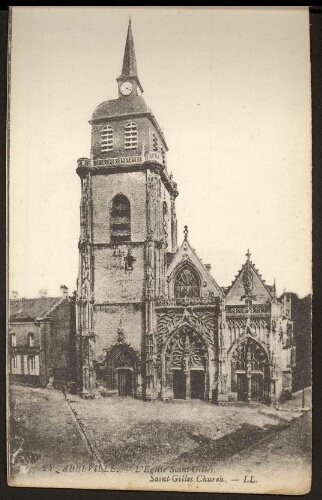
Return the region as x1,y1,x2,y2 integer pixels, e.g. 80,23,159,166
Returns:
7,6,312,494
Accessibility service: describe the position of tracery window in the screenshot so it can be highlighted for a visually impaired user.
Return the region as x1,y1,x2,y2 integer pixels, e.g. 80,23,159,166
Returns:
174,266,200,298
101,125,114,152
110,194,131,243
125,122,138,149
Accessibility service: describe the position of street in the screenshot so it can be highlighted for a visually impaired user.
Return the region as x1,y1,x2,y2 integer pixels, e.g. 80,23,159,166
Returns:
8,384,311,493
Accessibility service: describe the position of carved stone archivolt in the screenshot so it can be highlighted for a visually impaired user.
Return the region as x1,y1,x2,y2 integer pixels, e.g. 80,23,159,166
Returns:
167,329,207,370
105,342,139,391
230,338,268,371
156,308,217,357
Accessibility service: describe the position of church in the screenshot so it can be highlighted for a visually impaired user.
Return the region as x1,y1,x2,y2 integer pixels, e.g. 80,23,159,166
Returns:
75,20,295,405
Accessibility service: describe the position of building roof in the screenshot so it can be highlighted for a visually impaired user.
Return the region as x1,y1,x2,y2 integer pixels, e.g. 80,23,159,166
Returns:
10,297,64,321
120,19,139,79
225,252,274,304
91,94,149,121
90,95,168,150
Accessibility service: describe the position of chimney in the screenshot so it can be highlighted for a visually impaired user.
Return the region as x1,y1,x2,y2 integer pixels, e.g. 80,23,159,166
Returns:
60,285,69,298
11,291,18,300
39,289,48,298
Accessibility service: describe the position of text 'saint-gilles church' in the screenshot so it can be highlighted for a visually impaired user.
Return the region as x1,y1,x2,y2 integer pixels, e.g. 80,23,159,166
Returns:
75,20,295,404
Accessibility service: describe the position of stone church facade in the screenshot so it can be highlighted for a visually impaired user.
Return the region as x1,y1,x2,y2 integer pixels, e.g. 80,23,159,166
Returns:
75,20,294,405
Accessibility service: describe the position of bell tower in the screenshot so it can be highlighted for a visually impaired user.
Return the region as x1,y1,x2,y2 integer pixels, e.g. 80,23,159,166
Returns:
76,19,179,397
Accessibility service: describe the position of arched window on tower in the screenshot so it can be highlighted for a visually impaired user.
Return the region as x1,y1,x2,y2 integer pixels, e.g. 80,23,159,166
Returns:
101,125,114,152
174,266,200,298
110,194,131,243
125,122,138,149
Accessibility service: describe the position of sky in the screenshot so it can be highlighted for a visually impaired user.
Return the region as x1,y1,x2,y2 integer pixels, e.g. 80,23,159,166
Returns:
9,7,312,299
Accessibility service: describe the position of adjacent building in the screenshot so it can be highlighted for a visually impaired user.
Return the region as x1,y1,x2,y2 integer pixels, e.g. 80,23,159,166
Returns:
8,287,75,387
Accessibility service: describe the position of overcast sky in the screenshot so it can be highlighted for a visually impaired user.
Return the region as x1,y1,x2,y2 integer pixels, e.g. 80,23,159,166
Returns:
9,7,311,299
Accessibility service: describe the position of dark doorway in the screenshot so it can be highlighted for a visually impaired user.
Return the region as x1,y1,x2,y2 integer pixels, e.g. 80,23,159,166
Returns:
190,370,205,399
118,369,133,396
173,370,186,399
237,373,248,401
251,373,263,402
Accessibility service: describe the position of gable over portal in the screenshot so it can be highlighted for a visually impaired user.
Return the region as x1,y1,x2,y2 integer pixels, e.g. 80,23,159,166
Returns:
166,228,222,299
225,253,273,305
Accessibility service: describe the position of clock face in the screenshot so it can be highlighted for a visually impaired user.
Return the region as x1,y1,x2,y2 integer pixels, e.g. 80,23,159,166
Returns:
120,81,133,95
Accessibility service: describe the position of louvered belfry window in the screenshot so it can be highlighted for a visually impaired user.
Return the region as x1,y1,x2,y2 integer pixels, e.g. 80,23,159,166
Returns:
101,125,114,152
174,266,200,298
110,194,131,243
125,122,138,149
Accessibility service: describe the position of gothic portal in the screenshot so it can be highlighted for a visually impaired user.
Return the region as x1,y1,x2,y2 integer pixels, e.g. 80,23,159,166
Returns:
75,20,295,405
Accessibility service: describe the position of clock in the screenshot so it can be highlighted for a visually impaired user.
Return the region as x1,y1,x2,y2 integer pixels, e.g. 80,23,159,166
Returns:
120,81,133,96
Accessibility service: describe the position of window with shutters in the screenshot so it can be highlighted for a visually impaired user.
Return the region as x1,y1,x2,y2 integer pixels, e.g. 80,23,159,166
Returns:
124,122,138,149
11,355,19,374
101,125,114,152
110,194,131,243
29,355,38,375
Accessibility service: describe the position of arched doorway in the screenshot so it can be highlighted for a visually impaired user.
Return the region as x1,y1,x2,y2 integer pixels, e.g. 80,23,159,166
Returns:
230,337,269,403
105,343,138,397
163,327,208,400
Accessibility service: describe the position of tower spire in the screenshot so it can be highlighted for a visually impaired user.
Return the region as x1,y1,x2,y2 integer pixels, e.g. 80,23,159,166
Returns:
117,18,143,93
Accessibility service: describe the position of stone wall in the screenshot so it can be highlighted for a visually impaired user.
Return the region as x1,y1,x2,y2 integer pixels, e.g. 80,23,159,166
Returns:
92,304,143,359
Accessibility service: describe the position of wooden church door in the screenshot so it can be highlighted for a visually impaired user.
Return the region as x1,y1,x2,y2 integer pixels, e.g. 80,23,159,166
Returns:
118,369,133,396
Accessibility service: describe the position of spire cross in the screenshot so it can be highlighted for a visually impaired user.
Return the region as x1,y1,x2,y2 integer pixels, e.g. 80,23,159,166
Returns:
184,225,189,240
246,249,251,260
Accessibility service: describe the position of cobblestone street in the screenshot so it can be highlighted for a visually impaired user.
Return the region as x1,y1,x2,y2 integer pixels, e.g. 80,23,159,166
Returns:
65,391,308,470
9,384,311,489
9,385,93,482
